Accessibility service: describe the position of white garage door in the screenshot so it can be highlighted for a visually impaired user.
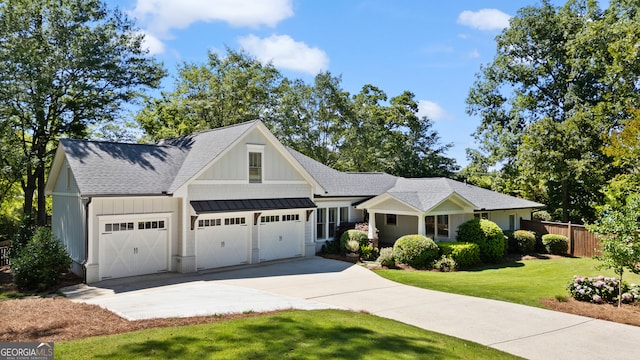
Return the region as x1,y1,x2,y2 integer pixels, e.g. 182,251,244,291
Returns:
196,215,250,270
258,212,304,262
99,218,168,280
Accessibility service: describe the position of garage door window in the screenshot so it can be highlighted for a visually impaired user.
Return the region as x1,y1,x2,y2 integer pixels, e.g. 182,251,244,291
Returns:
198,219,221,227
138,220,165,230
282,214,300,222
225,217,246,225
105,222,134,232
261,215,280,223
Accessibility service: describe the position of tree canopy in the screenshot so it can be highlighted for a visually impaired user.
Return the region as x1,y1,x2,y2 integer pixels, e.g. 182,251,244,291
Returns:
0,0,165,225
465,0,640,223
136,48,458,178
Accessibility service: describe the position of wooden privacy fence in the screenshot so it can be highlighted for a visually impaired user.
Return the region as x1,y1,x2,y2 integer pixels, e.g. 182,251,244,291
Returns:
520,219,602,258
0,246,8,266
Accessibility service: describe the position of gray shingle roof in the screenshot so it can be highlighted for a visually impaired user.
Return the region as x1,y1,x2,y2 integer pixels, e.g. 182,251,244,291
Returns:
61,121,257,196
286,148,397,197
60,138,188,196
386,178,544,212
59,120,544,211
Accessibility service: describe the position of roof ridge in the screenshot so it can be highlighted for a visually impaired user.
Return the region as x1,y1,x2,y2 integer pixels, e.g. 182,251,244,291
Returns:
60,137,168,148
159,120,259,144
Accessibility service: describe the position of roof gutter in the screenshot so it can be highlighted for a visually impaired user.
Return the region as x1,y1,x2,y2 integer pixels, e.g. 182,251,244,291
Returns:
81,196,92,284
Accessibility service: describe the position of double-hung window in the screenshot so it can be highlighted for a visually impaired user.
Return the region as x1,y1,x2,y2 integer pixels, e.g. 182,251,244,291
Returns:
247,144,264,183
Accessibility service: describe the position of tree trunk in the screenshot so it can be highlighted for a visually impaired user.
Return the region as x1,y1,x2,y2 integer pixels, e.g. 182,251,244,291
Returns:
22,167,36,223
37,164,46,226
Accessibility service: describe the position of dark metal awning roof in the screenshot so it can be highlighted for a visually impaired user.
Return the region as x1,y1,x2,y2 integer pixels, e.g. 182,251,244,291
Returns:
191,197,317,214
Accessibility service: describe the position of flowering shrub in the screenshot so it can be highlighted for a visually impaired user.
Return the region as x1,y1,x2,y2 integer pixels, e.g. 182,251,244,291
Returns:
376,247,395,267
567,275,639,304
339,230,368,254
432,256,456,272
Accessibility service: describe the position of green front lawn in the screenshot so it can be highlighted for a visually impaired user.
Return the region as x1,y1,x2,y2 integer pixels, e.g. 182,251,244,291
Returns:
375,257,640,307
57,310,520,359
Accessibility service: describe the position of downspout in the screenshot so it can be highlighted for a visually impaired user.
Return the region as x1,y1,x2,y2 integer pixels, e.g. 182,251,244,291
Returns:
82,197,92,284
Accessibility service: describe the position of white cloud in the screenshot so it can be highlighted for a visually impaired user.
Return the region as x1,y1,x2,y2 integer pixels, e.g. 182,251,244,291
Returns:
417,100,451,121
138,31,165,55
468,49,480,59
131,0,293,38
457,9,511,31
239,34,329,75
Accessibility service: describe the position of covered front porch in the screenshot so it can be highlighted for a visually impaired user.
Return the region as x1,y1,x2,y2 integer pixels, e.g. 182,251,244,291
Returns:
355,192,476,245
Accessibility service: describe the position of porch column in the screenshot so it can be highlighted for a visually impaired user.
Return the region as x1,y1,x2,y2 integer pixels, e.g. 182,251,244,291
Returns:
367,210,376,239
418,214,425,236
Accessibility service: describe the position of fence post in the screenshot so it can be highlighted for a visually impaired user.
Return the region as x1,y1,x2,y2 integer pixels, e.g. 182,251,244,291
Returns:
568,221,573,256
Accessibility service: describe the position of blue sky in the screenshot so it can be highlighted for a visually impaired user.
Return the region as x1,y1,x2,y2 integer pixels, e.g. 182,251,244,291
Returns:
110,0,568,167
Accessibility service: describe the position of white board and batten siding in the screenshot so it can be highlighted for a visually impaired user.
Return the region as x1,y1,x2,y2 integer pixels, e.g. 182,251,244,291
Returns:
84,196,181,282
51,159,86,276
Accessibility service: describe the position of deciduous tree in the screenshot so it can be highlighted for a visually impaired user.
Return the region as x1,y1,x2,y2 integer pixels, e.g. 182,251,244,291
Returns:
466,0,640,222
0,0,165,225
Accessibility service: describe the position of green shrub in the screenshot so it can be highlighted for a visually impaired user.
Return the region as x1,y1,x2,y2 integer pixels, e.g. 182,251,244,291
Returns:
339,230,369,254
438,242,481,269
512,230,536,254
360,245,379,261
456,219,505,263
376,247,395,267
542,234,568,255
320,239,340,254
532,210,552,222
393,234,439,269
8,213,36,259
345,239,360,253
433,256,456,272
11,227,72,291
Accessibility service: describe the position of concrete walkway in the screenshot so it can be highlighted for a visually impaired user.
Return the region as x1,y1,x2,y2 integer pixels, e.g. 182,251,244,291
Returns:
64,257,640,360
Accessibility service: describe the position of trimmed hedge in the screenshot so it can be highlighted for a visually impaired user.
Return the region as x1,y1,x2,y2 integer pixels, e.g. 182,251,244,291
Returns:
542,234,568,255
438,242,481,269
393,234,439,269
456,219,505,263
340,230,369,254
512,230,536,254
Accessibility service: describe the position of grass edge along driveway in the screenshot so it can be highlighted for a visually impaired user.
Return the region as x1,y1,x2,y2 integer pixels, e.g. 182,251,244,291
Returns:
57,309,520,360
375,257,640,307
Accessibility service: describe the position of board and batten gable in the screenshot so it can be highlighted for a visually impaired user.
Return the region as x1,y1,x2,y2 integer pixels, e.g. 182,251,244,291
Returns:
188,126,313,201
50,157,86,277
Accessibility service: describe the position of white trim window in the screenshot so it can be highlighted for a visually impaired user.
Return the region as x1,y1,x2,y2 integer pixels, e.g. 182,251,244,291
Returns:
247,144,264,184
425,215,450,239
316,206,350,241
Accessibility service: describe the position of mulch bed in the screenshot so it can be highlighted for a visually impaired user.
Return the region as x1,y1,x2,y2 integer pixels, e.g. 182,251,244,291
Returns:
0,297,280,342
540,298,640,327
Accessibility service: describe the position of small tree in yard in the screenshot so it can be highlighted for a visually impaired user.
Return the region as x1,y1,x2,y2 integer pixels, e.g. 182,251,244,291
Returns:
586,194,640,307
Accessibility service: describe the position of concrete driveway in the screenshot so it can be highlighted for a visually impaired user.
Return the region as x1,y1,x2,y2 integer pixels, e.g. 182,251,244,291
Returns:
64,257,640,360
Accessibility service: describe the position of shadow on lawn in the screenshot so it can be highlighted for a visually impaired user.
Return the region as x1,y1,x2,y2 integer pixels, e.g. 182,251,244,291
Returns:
87,312,454,359
464,261,525,272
